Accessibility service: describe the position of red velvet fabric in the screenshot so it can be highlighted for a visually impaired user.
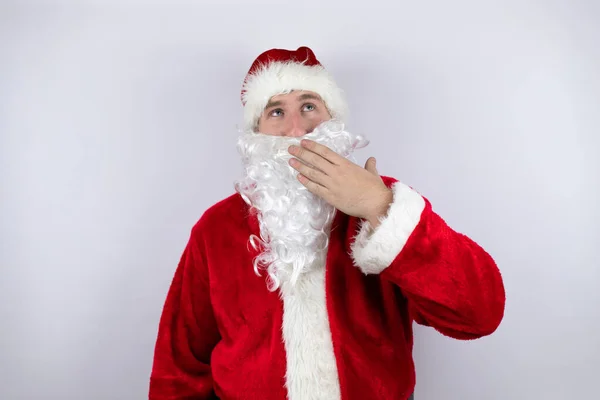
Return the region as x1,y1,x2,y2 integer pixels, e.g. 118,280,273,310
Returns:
149,176,505,399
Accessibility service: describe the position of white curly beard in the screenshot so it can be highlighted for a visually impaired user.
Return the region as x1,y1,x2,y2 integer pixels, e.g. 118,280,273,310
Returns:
234,119,369,291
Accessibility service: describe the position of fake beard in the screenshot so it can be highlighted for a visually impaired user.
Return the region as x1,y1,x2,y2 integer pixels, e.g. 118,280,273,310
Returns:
234,119,369,291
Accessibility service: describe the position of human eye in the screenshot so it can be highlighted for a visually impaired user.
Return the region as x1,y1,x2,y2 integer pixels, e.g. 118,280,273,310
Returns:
302,103,316,112
269,108,284,117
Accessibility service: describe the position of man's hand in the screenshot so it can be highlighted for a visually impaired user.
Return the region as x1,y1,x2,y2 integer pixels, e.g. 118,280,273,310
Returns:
288,139,393,229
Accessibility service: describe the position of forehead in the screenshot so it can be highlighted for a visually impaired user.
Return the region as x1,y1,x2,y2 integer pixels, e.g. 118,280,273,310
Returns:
268,90,325,104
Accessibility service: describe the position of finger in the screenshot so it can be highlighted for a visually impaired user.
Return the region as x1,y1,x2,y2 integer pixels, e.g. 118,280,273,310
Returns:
288,144,335,175
365,157,378,174
297,173,329,198
300,140,346,166
289,158,331,187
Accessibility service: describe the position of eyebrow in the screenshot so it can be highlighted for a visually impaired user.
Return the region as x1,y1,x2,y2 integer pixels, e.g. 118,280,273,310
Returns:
264,100,283,110
264,93,323,111
297,93,321,102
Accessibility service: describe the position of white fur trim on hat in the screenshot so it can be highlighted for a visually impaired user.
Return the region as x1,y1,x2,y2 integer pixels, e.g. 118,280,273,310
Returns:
241,61,348,131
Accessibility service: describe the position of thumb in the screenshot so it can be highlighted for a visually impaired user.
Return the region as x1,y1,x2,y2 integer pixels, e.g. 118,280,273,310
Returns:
365,157,378,174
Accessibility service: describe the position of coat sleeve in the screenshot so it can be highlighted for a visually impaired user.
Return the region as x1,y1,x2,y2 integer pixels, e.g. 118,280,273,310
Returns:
149,225,220,399
350,179,506,340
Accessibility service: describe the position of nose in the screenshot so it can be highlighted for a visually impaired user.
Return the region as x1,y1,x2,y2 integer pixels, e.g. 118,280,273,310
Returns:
285,112,311,137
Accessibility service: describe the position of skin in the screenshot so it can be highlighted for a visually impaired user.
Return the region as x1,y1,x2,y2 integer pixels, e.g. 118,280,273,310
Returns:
257,90,394,229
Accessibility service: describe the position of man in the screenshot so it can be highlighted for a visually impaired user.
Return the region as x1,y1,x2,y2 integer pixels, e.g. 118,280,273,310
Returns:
149,46,505,400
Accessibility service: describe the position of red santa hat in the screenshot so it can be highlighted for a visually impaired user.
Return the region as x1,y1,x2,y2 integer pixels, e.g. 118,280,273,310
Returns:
241,46,348,131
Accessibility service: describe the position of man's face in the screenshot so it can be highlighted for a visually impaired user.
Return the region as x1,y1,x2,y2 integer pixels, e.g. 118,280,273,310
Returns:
256,90,332,136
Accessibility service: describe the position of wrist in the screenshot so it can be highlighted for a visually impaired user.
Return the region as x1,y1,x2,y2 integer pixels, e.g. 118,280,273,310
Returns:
365,187,393,229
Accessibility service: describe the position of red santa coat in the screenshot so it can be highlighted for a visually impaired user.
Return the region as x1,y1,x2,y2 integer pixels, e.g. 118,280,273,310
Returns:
149,176,506,400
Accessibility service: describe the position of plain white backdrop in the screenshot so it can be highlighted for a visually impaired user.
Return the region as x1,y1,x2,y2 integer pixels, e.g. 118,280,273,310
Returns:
1,1,599,399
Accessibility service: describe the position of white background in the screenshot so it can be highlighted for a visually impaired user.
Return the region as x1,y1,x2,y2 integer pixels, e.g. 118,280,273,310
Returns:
1,1,599,399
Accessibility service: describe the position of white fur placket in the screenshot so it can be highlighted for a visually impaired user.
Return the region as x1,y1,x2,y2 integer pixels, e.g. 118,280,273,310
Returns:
279,264,341,400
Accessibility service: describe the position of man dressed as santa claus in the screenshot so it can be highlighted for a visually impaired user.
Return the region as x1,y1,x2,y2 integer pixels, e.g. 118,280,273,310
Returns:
149,46,506,400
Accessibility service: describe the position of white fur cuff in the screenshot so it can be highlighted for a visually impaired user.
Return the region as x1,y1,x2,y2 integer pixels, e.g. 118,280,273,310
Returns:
350,182,426,275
